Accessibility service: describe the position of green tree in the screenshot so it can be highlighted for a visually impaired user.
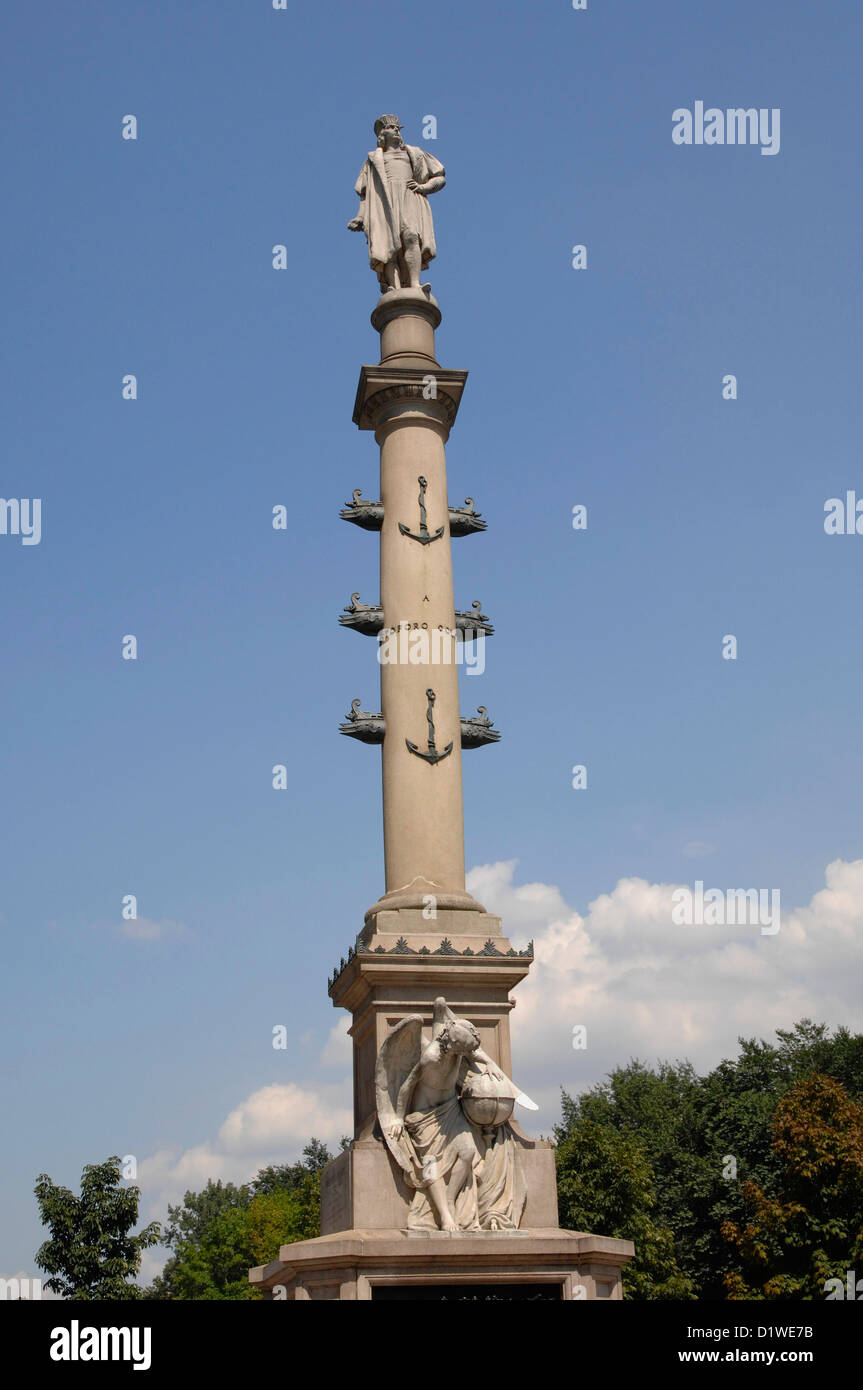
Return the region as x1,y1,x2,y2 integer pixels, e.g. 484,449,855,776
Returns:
162,1178,251,1248
688,1021,863,1297
722,1074,863,1299
35,1156,160,1300
145,1178,252,1300
556,1022,863,1299
250,1137,339,1196
245,1138,344,1267
555,1108,694,1299
146,1139,335,1299
167,1205,258,1301
246,1183,321,1264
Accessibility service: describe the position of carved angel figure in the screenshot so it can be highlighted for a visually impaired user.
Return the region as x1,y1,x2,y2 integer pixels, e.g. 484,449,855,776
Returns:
375,996,537,1232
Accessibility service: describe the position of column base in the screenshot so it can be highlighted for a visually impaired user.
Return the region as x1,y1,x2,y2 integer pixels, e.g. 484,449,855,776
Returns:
250,1227,634,1301
363,877,492,932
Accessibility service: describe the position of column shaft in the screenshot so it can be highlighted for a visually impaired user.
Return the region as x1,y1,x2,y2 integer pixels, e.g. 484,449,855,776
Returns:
378,411,465,894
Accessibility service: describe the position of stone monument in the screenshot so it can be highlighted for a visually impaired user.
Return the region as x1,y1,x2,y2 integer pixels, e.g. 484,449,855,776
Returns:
249,116,634,1301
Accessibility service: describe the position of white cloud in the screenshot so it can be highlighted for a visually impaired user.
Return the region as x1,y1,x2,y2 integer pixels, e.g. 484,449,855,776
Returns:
467,857,863,1118
119,917,183,941
321,1018,352,1068
468,859,570,932
218,1083,350,1154
136,1080,351,1229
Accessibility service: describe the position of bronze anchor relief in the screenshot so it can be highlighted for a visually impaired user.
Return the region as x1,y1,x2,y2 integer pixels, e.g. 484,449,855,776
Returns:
405,688,453,764
398,475,444,545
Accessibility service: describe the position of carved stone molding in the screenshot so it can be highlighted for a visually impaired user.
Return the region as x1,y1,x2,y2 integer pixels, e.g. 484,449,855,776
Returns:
362,382,458,429
352,365,468,432
328,937,534,991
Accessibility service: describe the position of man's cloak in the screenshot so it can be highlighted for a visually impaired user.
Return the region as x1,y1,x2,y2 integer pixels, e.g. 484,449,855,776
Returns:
353,144,445,274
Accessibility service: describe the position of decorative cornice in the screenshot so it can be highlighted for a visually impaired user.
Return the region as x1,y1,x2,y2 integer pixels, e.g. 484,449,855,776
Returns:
327,938,534,991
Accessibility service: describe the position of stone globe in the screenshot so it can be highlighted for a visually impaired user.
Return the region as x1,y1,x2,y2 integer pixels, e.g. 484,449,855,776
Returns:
460,1071,515,1130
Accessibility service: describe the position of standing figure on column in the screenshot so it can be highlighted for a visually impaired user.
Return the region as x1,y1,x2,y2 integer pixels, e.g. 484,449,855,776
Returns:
347,114,445,293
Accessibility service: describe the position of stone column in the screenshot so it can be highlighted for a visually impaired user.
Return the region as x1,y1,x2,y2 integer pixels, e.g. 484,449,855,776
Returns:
353,289,482,926
339,289,525,1133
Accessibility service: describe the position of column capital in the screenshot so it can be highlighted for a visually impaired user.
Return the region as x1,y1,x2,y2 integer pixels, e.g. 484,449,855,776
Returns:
352,365,468,433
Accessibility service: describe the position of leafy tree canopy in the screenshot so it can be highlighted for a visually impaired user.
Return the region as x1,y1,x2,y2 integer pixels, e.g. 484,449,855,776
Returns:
35,1156,160,1300
144,1139,336,1299
723,1073,863,1299
556,1021,863,1300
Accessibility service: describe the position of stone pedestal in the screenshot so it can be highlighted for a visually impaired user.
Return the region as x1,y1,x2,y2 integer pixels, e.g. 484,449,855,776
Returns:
249,1229,634,1301
320,1130,560,1234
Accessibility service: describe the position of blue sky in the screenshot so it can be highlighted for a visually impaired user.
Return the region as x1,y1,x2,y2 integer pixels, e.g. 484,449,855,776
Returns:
3,0,863,1281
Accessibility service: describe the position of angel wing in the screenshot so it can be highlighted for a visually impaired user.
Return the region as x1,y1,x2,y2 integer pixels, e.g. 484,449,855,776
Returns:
375,1015,424,1181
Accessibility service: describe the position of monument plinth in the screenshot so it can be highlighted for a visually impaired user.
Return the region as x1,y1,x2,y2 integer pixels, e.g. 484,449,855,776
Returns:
249,115,634,1301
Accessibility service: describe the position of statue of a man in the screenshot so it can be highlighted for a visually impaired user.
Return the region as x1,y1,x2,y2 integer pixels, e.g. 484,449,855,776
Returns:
376,997,536,1232
348,115,445,293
